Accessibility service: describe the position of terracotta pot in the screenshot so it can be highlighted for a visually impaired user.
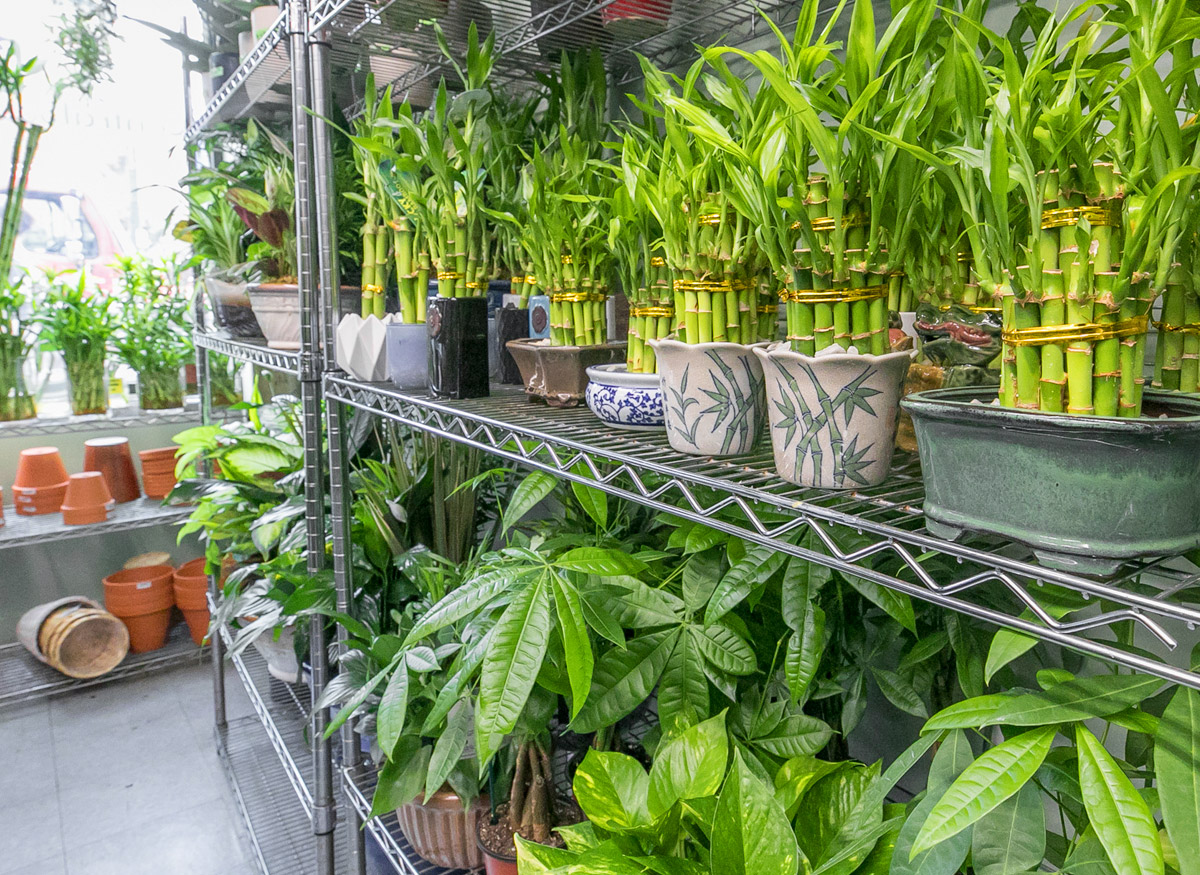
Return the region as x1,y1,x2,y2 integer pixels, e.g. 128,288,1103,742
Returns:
13,482,69,517
139,446,178,464
173,558,211,645
650,339,767,456
506,340,626,408
103,565,176,653
142,474,178,500
17,597,128,678
395,789,488,870
83,437,141,503
14,446,70,490
61,472,116,525
755,343,913,489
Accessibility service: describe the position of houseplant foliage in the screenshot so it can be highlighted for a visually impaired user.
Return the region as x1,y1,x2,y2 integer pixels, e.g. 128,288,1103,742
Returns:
37,269,115,415
112,254,194,410
226,119,296,283
0,276,37,421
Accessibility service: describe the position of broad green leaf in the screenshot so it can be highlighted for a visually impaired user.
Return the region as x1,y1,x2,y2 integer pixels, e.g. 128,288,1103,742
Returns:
838,731,942,845
751,714,833,758
475,577,551,766
556,547,647,577
376,664,410,758
571,479,608,529
872,667,928,718
971,784,1046,875
684,524,726,555
369,738,429,817
648,712,729,817
1157,687,1200,875
795,764,876,866
922,694,1014,732
551,576,592,718
785,603,825,704
659,630,709,735
890,788,972,875
572,749,651,830
1076,725,1164,875
912,726,1056,856
1062,827,1119,875
682,548,724,610
774,755,843,819
843,574,917,633
403,568,515,645
572,629,680,733
1037,669,1076,689
557,820,600,852
608,579,687,628
704,544,786,624
514,835,579,872
711,751,799,875
503,472,556,533
781,553,831,631
694,624,756,675
929,730,975,791
989,674,1162,726
425,700,471,800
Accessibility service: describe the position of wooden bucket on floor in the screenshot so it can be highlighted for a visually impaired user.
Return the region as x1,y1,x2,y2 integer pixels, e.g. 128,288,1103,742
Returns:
17,598,129,679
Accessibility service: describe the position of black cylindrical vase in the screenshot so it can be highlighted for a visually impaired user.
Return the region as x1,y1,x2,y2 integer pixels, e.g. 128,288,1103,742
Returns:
495,307,528,385
428,296,489,399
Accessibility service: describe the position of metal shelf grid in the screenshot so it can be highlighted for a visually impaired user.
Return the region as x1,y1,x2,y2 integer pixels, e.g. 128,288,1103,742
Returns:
195,331,302,376
0,621,207,709
0,408,211,438
324,376,1200,690
186,13,293,142
310,0,798,117
0,497,192,550
343,763,472,875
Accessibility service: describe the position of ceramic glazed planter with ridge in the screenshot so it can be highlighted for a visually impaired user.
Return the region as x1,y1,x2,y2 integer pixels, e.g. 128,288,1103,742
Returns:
755,343,913,489
585,364,665,430
649,339,767,457
904,387,1200,575
336,313,400,382
396,788,489,870
102,565,176,653
507,340,626,408
247,283,301,350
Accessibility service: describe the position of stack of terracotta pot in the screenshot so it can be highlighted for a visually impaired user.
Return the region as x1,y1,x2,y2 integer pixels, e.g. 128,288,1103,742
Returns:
139,447,179,500
12,447,70,516
60,471,116,525
172,558,212,645
103,563,176,653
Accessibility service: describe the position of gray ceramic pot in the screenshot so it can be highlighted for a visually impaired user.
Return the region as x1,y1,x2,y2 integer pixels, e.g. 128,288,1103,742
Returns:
755,343,912,488
650,339,766,457
903,387,1200,575
506,340,626,408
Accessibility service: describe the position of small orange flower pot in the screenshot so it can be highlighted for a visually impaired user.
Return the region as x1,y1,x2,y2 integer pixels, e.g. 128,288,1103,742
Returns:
61,472,115,525
172,558,212,645
103,565,176,652
83,437,141,503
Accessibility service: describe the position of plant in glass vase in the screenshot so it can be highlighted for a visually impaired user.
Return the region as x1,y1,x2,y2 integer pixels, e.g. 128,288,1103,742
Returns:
112,254,194,410
36,270,114,415
0,277,38,421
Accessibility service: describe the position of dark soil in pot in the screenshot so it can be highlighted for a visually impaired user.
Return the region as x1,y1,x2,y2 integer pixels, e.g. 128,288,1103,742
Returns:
477,800,582,861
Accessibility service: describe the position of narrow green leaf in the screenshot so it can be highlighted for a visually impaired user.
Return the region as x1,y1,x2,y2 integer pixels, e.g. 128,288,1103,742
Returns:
971,784,1046,875
659,630,709,735
872,667,928,718
1157,687,1200,875
551,576,593,718
694,624,756,675
705,544,786,624
989,674,1162,726
571,479,608,529
376,663,410,758
424,700,471,801
556,547,647,577
501,470,556,532
922,694,1015,732
572,629,679,733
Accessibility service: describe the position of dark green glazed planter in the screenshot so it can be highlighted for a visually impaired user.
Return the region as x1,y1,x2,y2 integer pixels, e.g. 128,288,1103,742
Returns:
903,387,1200,576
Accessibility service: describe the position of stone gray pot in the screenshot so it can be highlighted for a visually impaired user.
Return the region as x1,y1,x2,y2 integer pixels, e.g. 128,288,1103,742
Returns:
903,387,1200,575
755,343,912,489
650,339,766,457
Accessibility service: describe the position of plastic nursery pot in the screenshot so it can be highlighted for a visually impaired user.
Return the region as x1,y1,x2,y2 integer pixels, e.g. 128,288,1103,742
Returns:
427,296,489,399
17,597,129,679
102,565,176,653
476,821,519,875
601,0,673,38
494,307,529,385
395,788,489,870
137,366,184,410
506,340,626,408
585,363,665,430
83,437,141,503
754,343,913,489
385,320,429,390
204,277,262,338
904,387,1200,576
65,354,108,415
173,558,212,646
649,338,768,457
61,472,116,526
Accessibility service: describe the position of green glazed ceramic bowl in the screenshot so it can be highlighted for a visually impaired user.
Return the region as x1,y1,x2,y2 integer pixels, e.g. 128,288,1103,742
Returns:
902,387,1200,576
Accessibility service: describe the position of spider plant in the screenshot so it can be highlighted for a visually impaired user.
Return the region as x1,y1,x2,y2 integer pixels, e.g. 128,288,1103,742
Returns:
111,254,194,409
37,270,115,416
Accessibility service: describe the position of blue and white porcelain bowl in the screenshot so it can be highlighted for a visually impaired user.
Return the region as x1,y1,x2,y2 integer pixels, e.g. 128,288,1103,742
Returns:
585,364,665,430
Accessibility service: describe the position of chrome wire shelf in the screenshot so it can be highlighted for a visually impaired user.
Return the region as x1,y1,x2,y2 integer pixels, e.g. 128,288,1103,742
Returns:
0,408,212,438
186,13,293,142
324,376,1200,690
311,0,798,118
0,621,206,708
342,763,472,875
0,497,192,550
222,624,315,816
196,331,302,376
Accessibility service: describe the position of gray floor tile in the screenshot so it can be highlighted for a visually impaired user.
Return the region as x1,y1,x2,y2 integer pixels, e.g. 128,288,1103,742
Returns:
0,699,56,802
0,794,64,873
1,856,67,875
63,798,247,875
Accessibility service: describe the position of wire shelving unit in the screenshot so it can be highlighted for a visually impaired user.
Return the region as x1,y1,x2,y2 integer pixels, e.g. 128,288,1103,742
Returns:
0,498,192,550
194,332,302,376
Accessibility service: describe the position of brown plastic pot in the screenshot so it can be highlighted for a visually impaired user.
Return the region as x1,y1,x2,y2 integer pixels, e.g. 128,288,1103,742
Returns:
173,559,211,645
83,437,141,503
396,789,489,870
477,824,518,875
14,446,70,490
103,565,176,653
61,472,115,525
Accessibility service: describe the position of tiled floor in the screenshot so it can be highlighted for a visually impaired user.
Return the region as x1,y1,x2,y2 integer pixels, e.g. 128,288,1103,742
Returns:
1,661,260,875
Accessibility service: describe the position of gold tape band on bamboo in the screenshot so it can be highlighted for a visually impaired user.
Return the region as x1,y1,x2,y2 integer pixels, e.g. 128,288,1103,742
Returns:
561,255,573,264
511,276,525,285
956,252,973,263
465,281,485,290
526,276,537,285
778,284,889,304
1154,320,1200,335
674,279,752,294
650,257,666,268
698,213,723,226
939,304,1001,314
437,271,464,281
1039,205,1121,230
631,306,675,319
1002,315,1149,347
551,291,606,304
790,214,869,232
363,284,383,294
758,304,778,314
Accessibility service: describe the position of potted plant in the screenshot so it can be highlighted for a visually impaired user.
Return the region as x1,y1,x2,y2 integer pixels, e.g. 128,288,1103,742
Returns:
37,270,115,416
0,277,38,421
601,0,673,39
112,254,193,410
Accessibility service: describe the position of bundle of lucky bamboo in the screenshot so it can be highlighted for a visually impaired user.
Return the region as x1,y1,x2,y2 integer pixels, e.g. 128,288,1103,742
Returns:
609,173,670,372
1155,234,1200,393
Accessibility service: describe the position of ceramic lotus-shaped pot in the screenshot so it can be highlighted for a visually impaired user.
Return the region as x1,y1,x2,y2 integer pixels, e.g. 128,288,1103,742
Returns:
649,339,766,457
755,343,912,489
336,313,400,382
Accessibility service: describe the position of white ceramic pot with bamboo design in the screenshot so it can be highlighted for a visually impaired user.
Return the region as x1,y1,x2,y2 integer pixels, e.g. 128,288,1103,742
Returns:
650,339,767,457
754,343,913,488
